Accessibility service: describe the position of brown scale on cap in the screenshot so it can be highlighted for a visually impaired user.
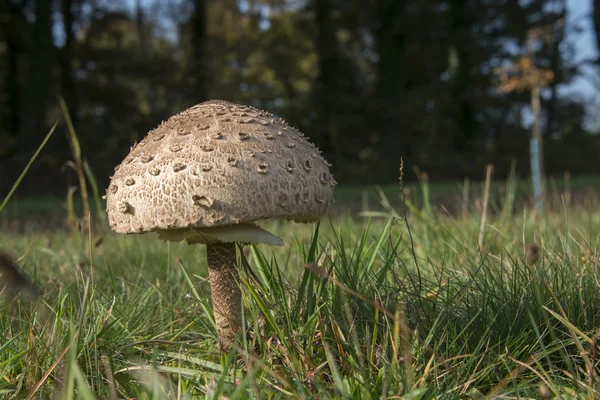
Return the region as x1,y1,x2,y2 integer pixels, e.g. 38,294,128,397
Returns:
105,100,336,234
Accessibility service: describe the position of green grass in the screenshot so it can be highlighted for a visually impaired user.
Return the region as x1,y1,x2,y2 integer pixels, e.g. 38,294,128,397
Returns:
2,123,600,398
1,190,600,398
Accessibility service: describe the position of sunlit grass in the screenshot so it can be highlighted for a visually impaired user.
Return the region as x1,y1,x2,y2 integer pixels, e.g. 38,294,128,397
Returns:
2,121,600,398
1,194,599,398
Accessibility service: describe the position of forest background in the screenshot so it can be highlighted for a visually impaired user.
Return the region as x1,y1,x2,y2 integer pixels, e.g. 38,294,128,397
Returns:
1,0,599,196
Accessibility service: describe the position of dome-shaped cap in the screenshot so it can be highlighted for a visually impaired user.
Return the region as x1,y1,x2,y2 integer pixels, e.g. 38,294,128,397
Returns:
105,100,336,234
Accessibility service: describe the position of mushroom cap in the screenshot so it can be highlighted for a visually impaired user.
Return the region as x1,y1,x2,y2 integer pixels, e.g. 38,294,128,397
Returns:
105,100,336,235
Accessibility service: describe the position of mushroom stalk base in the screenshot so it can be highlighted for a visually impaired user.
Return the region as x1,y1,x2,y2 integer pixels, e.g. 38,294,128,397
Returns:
206,242,242,350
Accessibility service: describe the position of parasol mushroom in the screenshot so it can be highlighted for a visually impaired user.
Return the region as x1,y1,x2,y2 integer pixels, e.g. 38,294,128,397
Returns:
104,100,336,350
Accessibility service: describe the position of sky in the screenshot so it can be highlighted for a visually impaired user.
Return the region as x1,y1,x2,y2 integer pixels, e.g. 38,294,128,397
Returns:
560,0,600,129
562,0,597,94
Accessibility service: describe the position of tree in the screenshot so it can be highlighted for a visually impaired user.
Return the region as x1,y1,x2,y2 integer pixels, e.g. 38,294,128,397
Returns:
190,0,207,102
447,0,478,151
59,0,79,130
311,0,344,170
372,0,409,182
19,0,54,148
0,0,28,159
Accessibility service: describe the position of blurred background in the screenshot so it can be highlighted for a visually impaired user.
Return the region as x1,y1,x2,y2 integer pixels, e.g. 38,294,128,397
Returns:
1,0,599,196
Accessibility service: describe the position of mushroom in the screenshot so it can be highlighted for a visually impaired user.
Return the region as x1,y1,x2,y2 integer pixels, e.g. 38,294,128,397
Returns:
104,100,336,350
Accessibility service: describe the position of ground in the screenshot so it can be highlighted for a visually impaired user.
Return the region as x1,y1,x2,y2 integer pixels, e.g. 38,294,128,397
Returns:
0,177,599,398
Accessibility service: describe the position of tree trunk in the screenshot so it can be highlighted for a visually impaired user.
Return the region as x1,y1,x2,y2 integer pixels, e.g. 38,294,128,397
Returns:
0,0,26,159
544,2,565,139
136,0,156,117
531,86,544,212
191,0,208,102
60,0,78,131
136,0,147,57
448,0,477,151
4,39,20,158
313,0,341,163
373,0,408,182
19,0,54,149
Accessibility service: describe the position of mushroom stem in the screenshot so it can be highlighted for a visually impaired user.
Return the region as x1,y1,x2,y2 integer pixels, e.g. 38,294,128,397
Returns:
206,242,242,350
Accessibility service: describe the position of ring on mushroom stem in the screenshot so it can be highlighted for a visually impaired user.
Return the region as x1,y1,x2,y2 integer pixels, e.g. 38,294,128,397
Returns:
104,100,336,351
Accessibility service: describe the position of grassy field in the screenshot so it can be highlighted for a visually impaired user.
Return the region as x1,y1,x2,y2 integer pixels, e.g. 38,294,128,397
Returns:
1,176,600,399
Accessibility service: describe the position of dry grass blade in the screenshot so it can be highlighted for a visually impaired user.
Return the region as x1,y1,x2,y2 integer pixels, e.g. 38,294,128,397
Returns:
25,331,81,400
477,164,493,249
